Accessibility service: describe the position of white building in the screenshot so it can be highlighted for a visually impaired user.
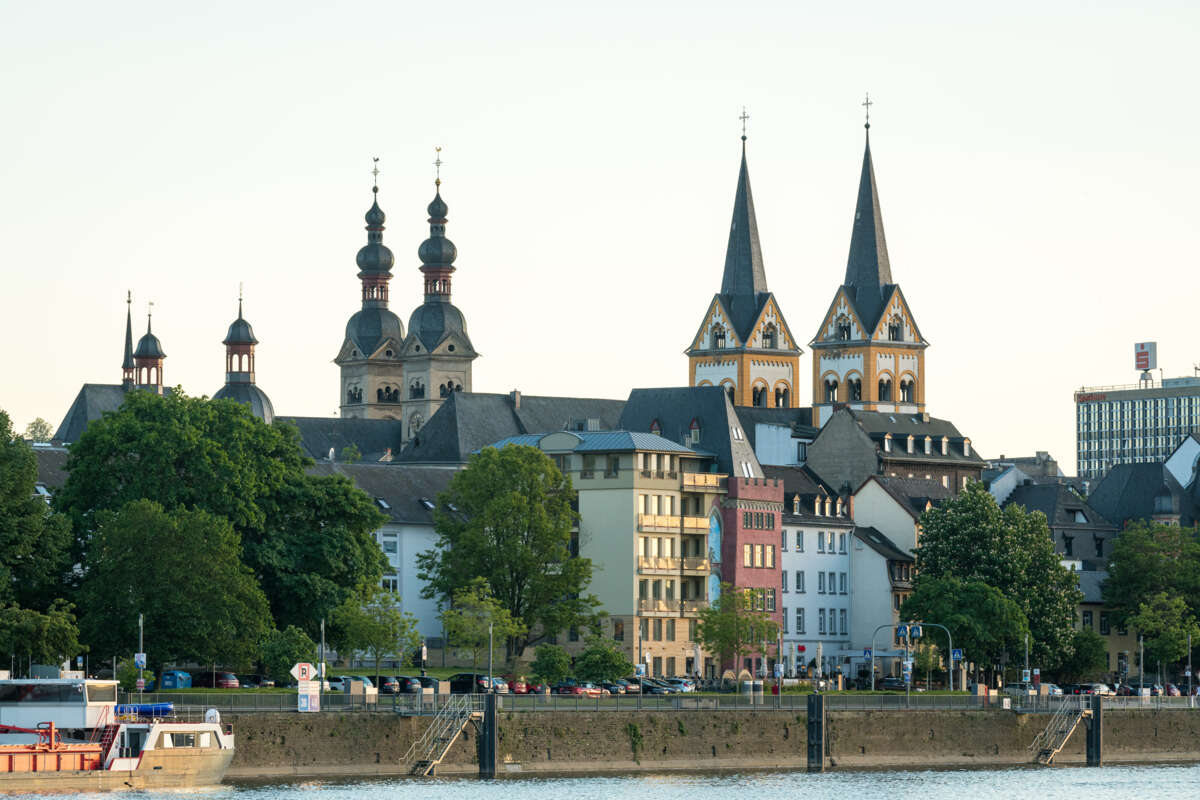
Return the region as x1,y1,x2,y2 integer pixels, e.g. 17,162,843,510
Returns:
1075,375,1200,481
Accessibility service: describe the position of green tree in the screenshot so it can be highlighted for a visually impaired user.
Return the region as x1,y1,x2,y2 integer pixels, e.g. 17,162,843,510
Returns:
0,410,72,611
914,482,1081,669
55,391,386,634
23,418,53,443
573,637,635,683
1104,523,1200,626
529,644,570,686
901,577,1029,683
332,588,420,686
1056,629,1108,683
339,444,362,464
695,583,780,672
77,500,271,680
0,600,83,670
441,578,526,675
1128,592,1200,672
260,625,319,683
912,642,941,690
417,445,599,655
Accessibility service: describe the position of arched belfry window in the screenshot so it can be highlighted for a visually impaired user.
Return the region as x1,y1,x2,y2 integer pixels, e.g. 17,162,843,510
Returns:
878,376,893,402
888,316,903,342
724,384,735,403
900,379,915,403
824,379,839,404
849,378,862,402
774,385,790,408
835,315,851,341
752,385,767,407
712,324,726,349
762,323,777,349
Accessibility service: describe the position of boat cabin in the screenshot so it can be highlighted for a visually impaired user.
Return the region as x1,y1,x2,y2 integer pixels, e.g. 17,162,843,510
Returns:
0,679,117,730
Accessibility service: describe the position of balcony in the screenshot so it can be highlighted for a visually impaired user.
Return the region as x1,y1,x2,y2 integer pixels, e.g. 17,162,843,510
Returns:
681,472,726,490
681,600,707,614
681,556,710,574
637,513,681,531
638,598,681,614
682,515,709,532
637,556,681,573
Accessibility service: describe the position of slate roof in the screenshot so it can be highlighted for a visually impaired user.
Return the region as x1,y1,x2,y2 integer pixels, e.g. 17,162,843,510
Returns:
213,382,275,424
1076,569,1107,605
763,464,851,524
842,131,895,333
855,525,911,562
54,384,179,445
32,447,70,493
868,476,954,519
1005,482,1115,532
307,462,457,526
280,416,406,463
719,144,769,341
1087,463,1199,528
848,409,986,465
733,406,818,446
408,302,472,352
397,391,626,465
618,387,763,478
485,430,699,454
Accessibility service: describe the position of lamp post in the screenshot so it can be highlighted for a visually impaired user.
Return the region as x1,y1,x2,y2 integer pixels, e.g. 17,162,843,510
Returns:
487,622,494,694
319,618,325,710
1139,635,1145,694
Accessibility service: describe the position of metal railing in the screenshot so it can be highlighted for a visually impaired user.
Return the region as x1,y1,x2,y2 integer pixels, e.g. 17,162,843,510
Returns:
682,472,726,489
637,514,681,530
637,556,681,571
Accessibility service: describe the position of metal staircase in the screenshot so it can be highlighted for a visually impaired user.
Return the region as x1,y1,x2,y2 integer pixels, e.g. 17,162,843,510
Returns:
403,694,482,776
1029,697,1091,765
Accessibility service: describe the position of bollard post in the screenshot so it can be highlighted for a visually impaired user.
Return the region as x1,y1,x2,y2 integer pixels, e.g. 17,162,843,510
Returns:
1086,694,1103,767
806,693,826,773
478,692,498,778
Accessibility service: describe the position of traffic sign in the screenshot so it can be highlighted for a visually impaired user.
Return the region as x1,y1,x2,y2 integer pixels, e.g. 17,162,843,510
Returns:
951,649,963,661
297,680,320,712
864,648,872,659
774,663,783,679
135,678,145,691
290,662,316,682
798,644,806,653
1022,669,1031,683
134,652,147,669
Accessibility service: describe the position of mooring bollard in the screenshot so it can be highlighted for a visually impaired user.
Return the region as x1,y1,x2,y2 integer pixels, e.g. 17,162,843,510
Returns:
806,693,826,773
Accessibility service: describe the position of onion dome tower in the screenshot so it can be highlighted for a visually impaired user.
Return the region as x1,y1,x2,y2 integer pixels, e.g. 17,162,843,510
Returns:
121,291,136,389
213,293,275,423
132,304,166,393
396,151,478,441
334,160,407,419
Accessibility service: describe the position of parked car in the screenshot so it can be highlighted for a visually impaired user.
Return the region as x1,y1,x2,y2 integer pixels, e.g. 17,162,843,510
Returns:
1041,683,1063,696
393,676,423,694
327,676,347,692
1002,683,1035,697
504,676,529,694
599,681,626,695
238,674,275,689
190,671,240,689
553,680,605,697
662,678,695,693
449,673,496,694
377,676,401,695
879,677,908,691
348,675,375,689
1087,682,1115,696
1165,683,1182,697
638,678,678,694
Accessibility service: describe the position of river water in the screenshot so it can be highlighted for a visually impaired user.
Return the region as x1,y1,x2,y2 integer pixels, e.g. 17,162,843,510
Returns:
12,765,1200,800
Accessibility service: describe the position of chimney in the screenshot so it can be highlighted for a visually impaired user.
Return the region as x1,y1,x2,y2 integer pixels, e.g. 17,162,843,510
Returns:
510,390,521,409
379,447,393,463
921,412,930,423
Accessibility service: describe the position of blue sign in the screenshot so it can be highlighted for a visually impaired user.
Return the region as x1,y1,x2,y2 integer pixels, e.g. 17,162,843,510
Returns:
863,648,872,659
952,649,963,661
896,624,908,638
910,625,922,639
298,695,311,712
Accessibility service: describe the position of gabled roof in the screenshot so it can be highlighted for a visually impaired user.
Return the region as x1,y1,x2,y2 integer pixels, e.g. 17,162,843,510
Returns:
1087,462,1198,528
719,143,769,341
763,464,851,524
1004,482,1115,532
619,386,763,478
1077,569,1108,605
54,384,179,445
279,416,406,463
842,130,895,333
845,409,986,465
733,406,817,446
397,391,626,465
485,430,700,454
32,446,70,493
860,475,954,520
855,525,911,562
307,462,457,526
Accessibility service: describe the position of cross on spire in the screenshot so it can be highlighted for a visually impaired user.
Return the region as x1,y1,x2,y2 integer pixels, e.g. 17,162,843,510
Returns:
371,157,380,194
434,146,443,187
739,107,749,141
862,92,873,128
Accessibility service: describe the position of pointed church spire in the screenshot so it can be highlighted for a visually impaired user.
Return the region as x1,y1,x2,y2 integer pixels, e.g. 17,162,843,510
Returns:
720,115,769,339
121,291,135,388
843,100,893,330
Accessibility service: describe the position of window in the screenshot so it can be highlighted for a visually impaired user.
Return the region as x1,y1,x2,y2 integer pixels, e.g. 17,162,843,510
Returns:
743,511,752,528
888,319,902,341
743,544,753,567
828,572,836,594
689,619,698,641
653,619,663,641
1099,612,1110,636
838,533,846,553
766,514,775,530
849,378,862,401
817,532,825,553
639,579,648,600
818,572,826,594
765,588,776,612
1081,610,1093,630
763,323,777,349
382,537,397,554
819,609,827,635
782,571,789,592
1094,536,1104,558
613,619,625,641
836,316,851,341
824,379,839,403
754,544,764,567
1063,536,1074,557
883,434,892,452
796,571,805,593
900,379,915,403
640,618,649,641
840,609,847,635
781,531,788,552
782,607,789,633
878,378,892,402
765,545,775,568
839,573,847,594
796,531,804,551
666,620,675,641
796,608,805,634
713,324,726,349
382,574,398,592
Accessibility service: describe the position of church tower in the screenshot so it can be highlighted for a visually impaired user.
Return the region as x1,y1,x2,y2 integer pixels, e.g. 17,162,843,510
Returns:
121,291,135,389
686,128,802,408
397,165,477,440
335,167,407,420
132,305,166,394
213,293,275,423
810,112,928,427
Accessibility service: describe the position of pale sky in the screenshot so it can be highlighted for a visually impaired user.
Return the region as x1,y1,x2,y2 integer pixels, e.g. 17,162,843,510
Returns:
3,1,1197,475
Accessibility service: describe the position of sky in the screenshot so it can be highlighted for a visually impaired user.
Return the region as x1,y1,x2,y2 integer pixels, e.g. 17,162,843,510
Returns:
2,0,1197,475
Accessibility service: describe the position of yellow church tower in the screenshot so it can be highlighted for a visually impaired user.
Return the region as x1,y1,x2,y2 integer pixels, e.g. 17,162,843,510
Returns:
810,116,928,427
686,129,802,408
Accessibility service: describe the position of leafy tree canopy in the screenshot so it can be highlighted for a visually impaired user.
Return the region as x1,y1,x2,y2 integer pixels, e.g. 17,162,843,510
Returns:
1128,591,1200,670
55,391,386,635
0,600,83,668
914,482,1080,669
529,644,570,685
1103,522,1200,627
23,418,53,443
1057,629,1109,683
418,445,599,654
573,637,635,683
695,583,780,670
332,588,420,685
901,576,1028,673
441,578,526,674
260,625,318,683
0,410,72,611
77,499,271,677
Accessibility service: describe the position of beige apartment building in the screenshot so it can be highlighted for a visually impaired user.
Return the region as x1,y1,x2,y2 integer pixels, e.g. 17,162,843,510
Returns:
489,430,727,677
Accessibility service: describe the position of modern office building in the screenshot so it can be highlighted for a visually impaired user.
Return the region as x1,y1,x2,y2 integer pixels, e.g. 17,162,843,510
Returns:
1075,375,1200,481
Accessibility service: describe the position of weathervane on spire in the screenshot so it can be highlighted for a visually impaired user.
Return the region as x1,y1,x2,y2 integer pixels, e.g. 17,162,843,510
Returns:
371,157,380,194
238,282,244,316
862,92,873,129
126,290,132,307
739,107,749,141
434,146,443,188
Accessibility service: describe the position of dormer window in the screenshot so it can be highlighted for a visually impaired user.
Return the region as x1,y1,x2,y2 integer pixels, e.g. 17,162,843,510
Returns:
906,435,914,454
963,439,972,457
762,323,777,349
813,497,821,515
835,498,844,516
689,418,701,444
941,437,949,455
883,434,893,453
649,419,661,436
924,436,931,455
712,324,726,349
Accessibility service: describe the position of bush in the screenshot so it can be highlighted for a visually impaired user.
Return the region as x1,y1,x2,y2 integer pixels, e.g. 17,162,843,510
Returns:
530,644,570,685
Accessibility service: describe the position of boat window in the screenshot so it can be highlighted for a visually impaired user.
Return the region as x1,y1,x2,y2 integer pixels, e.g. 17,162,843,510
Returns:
86,684,117,703
0,683,86,703
199,732,211,748
170,732,197,748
